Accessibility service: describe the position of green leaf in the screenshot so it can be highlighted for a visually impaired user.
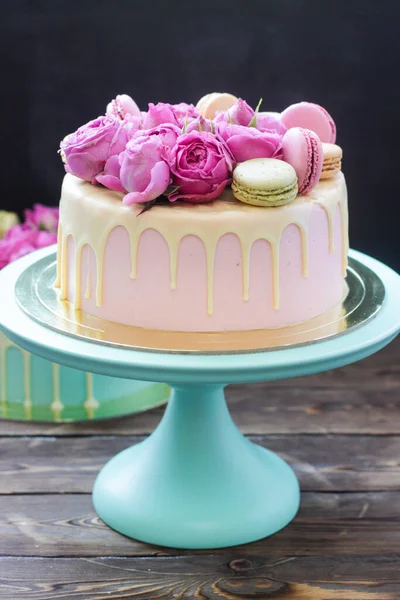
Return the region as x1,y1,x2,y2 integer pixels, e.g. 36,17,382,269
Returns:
182,112,189,134
248,97,263,127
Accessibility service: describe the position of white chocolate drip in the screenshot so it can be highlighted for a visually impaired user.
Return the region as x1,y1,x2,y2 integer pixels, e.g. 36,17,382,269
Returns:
56,174,349,315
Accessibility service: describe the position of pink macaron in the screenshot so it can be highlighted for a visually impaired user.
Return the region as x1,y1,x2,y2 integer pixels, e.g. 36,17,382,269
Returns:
106,94,141,120
282,127,323,194
280,102,336,143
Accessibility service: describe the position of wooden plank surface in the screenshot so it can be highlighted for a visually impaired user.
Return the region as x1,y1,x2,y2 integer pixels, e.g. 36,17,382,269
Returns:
0,492,399,558
1,434,400,493
0,555,399,599
0,335,398,437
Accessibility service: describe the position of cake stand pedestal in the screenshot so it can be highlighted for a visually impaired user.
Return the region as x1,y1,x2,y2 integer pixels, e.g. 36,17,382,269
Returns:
0,247,399,549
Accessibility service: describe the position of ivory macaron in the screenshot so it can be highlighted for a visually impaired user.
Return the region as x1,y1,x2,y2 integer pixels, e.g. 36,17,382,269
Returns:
281,101,336,143
320,143,343,179
196,92,238,119
282,127,323,194
232,158,298,207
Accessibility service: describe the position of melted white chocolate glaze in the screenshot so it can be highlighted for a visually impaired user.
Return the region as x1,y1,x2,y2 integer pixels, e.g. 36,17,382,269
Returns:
56,173,348,315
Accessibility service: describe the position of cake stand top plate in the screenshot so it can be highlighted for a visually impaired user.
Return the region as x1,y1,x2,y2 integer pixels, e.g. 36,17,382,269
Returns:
14,251,384,354
0,246,399,385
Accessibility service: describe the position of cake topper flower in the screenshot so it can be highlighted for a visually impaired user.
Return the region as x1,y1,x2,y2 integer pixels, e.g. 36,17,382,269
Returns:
166,131,232,203
59,92,336,208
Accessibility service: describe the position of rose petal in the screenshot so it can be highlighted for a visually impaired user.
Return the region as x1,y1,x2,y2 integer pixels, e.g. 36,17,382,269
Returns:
122,161,170,206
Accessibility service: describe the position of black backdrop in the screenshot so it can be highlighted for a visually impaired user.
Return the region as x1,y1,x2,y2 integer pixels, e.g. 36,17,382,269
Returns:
2,0,399,269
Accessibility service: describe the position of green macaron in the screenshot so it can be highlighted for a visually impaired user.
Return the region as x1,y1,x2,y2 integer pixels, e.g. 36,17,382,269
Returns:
232,158,298,207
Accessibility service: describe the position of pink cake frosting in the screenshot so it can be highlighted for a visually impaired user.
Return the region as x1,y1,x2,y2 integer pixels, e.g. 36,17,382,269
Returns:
56,172,348,332
57,92,348,333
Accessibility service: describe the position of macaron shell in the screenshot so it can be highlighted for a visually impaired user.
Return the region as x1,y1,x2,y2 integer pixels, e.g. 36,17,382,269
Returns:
232,158,298,207
281,102,336,143
320,142,343,179
232,180,298,207
282,127,323,194
196,92,238,119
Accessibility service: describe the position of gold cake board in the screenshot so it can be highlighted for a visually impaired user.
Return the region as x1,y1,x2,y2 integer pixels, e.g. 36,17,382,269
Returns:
15,253,385,355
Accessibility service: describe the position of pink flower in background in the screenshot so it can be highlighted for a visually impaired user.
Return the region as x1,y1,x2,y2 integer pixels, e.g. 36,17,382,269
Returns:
256,112,287,135
216,122,283,164
119,136,170,205
25,204,59,234
214,98,255,126
0,205,59,270
166,131,232,203
60,116,139,183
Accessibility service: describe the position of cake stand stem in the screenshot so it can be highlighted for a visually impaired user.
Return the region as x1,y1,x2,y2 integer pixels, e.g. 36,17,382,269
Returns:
93,382,300,549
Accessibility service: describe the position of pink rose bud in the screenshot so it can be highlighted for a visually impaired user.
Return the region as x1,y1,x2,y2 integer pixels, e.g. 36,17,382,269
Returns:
256,112,287,135
119,136,170,206
166,131,232,203
214,98,255,126
170,102,199,124
60,116,140,183
186,116,213,134
216,122,283,164
106,94,141,120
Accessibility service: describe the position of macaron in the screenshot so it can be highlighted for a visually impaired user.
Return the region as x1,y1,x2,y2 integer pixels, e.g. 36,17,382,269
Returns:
280,102,336,143
232,158,298,207
196,92,238,119
106,94,141,120
282,127,323,195
320,143,343,179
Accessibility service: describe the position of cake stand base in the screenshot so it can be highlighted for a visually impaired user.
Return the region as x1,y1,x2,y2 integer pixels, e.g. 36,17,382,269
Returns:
93,384,299,549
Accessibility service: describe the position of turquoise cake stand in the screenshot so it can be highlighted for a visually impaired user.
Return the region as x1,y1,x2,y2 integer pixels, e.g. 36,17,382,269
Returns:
0,247,399,549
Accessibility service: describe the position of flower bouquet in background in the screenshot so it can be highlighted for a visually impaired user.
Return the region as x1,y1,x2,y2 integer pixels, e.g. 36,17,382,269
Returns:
0,204,59,269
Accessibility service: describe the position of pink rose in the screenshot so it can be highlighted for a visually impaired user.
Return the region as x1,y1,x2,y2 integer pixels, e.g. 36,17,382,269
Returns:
142,103,180,129
139,123,181,149
170,102,199,124
186,116,213,134
216,122,283,164
214,98,254,126
95,155,126,192
60,116,139,183
96,125,179,194
25,204,59,234
119,136,170,206
142,102,199,130
256,112,287,135
35,230,57,248
167,131,232,203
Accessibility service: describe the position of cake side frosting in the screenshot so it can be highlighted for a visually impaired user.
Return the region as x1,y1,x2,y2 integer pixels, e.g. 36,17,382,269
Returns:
56,172,348,331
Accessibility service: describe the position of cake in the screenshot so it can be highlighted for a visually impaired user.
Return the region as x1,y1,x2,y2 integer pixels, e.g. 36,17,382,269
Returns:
0,330,170,421
57,93,348,333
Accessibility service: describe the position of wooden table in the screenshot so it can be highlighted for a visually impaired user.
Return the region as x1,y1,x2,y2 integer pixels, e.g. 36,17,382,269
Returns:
0,336,399,599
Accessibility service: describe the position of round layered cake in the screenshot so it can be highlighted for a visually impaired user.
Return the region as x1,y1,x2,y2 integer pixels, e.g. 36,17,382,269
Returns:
56,93,348,333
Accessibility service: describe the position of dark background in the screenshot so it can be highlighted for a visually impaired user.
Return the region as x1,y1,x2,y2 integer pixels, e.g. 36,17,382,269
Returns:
1,0,399,270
